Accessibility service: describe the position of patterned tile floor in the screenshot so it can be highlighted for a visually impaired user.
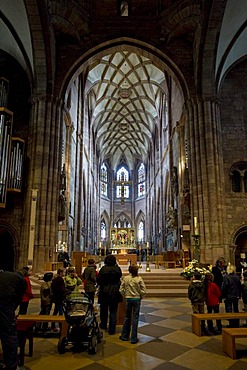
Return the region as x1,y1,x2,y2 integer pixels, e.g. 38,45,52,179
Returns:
10,296,247,370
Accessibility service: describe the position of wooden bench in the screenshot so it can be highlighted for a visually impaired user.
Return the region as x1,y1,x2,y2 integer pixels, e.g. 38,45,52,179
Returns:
16,315,68,365
17,315,68,337
192,312,247,336
222,328,247,359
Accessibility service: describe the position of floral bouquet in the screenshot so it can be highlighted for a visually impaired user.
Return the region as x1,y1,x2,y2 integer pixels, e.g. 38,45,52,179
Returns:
180,259,211,280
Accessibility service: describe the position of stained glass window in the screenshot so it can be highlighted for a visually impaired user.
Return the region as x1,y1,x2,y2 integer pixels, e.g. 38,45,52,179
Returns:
116,166,130,199
138,163,145,197
101,163,108,196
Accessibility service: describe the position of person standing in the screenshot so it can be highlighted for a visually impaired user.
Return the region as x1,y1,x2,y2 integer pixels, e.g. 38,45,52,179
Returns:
221,264,241,328
0,269,26,370
119,265,146,344
97,254,122,335
188,272,208,335
204,272,222,334
36,272,53,333
18,267,34,315
241,270,247,326
51,268,68,332
82,259,97,303
212,257,226,291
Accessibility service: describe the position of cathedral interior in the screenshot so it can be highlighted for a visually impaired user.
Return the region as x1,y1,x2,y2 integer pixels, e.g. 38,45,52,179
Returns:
0,0,247,273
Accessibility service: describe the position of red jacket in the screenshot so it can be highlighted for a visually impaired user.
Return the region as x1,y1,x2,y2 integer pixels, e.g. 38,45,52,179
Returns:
205,281,221,306
21,276,34,302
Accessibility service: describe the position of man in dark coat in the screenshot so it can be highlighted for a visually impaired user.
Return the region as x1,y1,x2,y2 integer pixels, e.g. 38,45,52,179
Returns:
97,254,122,335
0,269,26,370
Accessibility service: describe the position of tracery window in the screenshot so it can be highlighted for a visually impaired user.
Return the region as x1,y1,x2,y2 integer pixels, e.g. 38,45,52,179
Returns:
101,219,106,241
138,221,144,242
101,163,108,196
116,166,130,199
138,163,145,197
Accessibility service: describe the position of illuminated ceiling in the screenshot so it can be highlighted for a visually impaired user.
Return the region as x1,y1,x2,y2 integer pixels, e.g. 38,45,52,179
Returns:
86,51,167,169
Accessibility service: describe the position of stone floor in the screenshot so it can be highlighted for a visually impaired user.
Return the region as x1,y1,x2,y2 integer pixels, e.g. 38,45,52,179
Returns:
2,264,247,369
14,298,247,370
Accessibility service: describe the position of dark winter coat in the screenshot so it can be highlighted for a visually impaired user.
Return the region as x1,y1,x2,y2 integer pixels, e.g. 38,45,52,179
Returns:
51,275,68,303
188,280,205,304
83,266,97,293
221,273,241,300
241,280,247,304
0,270,26,309
96,264,122,304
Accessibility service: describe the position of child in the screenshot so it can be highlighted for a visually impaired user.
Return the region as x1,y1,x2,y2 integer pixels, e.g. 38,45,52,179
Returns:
36,272,53,332
119,265,146,344
204,272,222,334
188,272,208,335
82,259,97,304
241,270,247,326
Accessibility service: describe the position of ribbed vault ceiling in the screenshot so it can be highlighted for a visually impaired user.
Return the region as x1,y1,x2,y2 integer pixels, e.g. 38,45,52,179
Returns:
86,51,166,169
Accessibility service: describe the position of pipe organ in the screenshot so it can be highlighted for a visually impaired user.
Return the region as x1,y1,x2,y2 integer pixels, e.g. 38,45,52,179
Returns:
0,78,25,207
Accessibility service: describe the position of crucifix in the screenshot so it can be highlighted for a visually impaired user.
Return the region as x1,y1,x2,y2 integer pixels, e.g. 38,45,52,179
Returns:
114,171,132,204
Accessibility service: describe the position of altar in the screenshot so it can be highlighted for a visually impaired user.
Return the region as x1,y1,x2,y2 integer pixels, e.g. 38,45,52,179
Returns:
115,253,137,265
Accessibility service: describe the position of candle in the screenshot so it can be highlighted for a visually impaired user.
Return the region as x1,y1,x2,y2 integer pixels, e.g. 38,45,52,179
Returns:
241,253,246,259
99,242,102,248
147,242,149,249
194,216,199,235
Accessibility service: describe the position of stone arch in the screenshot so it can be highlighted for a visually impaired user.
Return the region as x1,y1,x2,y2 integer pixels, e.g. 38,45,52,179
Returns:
59,37,189,101
113,212,132,228
229,226,247,272
100,210,111,240
135,210,145,237
0,222,19,271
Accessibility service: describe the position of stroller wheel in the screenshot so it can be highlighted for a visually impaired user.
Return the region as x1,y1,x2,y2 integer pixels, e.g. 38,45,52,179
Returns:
88,335,98,355
58,336,66,354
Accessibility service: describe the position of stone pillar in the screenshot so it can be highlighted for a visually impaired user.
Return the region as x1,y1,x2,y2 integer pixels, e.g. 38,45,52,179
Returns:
186,98,226,263
21,96,63,272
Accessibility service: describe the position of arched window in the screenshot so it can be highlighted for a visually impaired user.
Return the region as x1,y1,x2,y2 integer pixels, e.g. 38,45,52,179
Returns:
230,162,247,193
101,219,106,241
116,166,130,199
101,163,108,196
138,163,145,197
232,170,241,192
138,221,144,242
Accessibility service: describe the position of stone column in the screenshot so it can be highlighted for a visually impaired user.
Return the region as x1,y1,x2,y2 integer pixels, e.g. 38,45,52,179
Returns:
21,96,63,272
186,98,226,263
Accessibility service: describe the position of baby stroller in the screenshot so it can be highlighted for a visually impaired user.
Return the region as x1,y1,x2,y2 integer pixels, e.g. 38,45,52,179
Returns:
58,292,102,355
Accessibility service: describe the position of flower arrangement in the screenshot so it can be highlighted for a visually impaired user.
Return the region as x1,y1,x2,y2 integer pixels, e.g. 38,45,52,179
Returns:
180,259,211,280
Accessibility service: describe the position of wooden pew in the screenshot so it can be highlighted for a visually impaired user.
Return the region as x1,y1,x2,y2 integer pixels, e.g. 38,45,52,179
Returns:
192,312,247,336
222,327,247,359
17,314,68,337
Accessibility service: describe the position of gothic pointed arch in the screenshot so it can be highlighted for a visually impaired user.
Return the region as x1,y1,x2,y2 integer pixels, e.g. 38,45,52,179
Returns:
135,210,145,242
113,212,132,228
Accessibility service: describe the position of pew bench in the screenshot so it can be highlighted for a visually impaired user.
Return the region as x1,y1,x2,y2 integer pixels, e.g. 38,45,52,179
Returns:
17,315,68,337
192,312,247,336
16,315,68,365
222,328,247,359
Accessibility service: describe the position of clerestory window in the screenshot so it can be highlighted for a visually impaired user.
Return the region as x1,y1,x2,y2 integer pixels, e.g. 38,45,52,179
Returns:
101,163,108,196
138,163,145,197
